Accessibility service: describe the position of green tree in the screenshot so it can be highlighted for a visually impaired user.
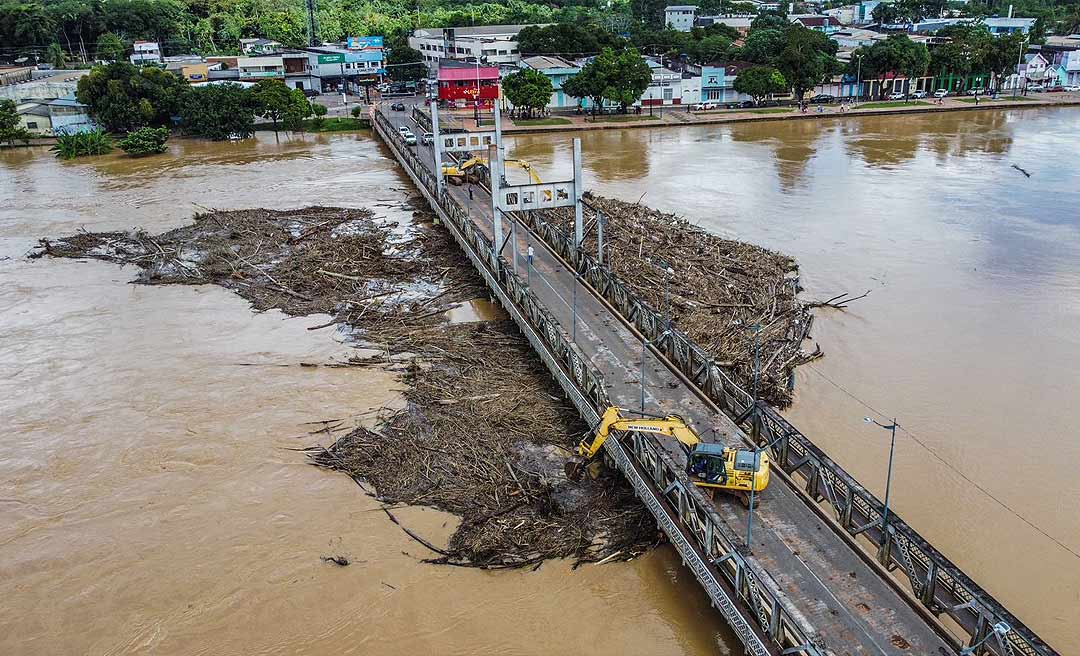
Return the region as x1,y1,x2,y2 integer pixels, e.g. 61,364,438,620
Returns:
47,42,66,69
733,65,787,104
386,42,426,83
983,31,1024,92
51,129,113,159
0,99,33,145
503,69,554,118
739,28,786,65
95,32,126,62
751,10,789,31
118,126,169,156
851,34,930,99
283,89,313,130
250,79,293,132
775,26,841,100
177,83,256,140
77,63,183,132
564,47,652,114
310,102,328,129
516,23,622,56
690,35,733,64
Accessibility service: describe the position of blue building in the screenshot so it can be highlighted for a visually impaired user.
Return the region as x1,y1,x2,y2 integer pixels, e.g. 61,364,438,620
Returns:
519,55,582,109
699,63,754,103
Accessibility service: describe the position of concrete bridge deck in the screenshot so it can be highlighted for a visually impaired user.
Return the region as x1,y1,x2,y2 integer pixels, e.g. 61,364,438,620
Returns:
372,102,1056,656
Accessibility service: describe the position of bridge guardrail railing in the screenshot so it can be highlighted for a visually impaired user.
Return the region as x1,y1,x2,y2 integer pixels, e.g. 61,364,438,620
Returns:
373,106,828,656
517,198,1055,656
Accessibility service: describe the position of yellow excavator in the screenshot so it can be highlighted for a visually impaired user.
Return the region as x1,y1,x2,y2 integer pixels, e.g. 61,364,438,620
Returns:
441,156,542,186
566,407,770,503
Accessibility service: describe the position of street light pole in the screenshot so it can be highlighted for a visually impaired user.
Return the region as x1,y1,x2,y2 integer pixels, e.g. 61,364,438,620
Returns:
855,53,863,105
864,417,899,532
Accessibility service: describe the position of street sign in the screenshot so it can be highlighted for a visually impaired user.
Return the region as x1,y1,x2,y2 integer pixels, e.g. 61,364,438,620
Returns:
496,181,578,212
318,54,345,64
440,131,498,153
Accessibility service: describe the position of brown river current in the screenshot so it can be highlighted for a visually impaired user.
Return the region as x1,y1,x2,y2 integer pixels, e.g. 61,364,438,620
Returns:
3,107,1079,654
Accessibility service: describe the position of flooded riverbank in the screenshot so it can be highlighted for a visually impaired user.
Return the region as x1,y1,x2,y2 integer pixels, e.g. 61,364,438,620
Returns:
508,105,1080,651
0,133,734,654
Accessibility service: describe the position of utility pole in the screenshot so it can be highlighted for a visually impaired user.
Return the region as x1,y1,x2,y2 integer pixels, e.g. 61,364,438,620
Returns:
305,0,318,47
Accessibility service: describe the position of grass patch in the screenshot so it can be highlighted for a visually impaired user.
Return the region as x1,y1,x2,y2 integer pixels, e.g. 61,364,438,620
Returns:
303,117,370,132
857,100,932,109
589,114,660,123
745,108,793,114
512,117,572,126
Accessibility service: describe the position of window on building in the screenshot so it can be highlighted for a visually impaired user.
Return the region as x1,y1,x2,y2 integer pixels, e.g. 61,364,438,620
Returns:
27,121,37,129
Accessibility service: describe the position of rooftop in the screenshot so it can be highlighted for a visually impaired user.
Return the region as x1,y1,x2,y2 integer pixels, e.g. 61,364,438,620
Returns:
438,65,500,81
665,5,699,10
521,55,580,71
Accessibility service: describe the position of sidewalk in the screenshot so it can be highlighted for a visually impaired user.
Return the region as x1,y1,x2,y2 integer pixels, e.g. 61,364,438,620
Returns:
442,92,1080,135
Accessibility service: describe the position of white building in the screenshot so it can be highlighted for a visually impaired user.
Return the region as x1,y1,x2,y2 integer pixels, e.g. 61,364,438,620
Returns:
409,24,533,71
664,6,699,32
695,15,754,35
130,41,162,65
637,58,685,106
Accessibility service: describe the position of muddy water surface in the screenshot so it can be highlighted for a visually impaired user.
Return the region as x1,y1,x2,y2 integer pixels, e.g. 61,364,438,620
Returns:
0,134,733,655
508,107,1080,651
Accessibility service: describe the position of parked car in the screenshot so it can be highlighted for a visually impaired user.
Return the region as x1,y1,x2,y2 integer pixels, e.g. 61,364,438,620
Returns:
1064,85,1080,92
888,91,906,100
934,89,949,98
302,88,319,98
390,101,407,111
692,101,721,110
726,100,755,109
809,94,835,104
403,130,417,146
421,132,433,145
1026,84,1045,92
1046,85,1065,92
911,90,928,99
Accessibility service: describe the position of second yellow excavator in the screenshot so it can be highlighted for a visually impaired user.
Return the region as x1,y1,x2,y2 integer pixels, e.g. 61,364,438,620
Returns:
565,407,770,502
441,157,542,185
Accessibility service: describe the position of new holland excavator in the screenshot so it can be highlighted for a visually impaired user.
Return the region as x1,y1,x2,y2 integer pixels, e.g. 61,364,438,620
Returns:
441,156,542,186
565,407,770,503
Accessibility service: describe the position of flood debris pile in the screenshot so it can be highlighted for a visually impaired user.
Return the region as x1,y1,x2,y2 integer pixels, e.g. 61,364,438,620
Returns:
33,207,486,324
310,322,658,568
546,193,819,407
36,205,656,569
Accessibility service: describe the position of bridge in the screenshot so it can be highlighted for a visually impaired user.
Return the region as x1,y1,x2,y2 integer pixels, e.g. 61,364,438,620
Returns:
370,101,1058,656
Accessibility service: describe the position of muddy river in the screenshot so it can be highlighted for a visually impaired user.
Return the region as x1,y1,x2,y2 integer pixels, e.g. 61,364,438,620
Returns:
0,135,731,655
2,106,1078,654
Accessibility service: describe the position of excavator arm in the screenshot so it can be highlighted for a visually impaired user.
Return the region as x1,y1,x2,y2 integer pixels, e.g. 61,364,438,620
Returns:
576,407,699,460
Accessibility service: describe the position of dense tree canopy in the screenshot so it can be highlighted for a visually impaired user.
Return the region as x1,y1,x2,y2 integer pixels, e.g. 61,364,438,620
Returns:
177,82,256,139
502,68,554,117
76,62,185,131
775,26,842,100
850,34,930,98
384,40,426,82
563,47,653,113
733,65,787,103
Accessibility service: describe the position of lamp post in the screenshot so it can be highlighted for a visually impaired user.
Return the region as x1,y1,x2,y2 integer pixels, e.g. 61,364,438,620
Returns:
855,52,863,106
863,416,899,532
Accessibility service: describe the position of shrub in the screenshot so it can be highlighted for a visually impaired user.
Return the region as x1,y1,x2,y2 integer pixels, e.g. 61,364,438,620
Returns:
51,129,113,159
351,105,365,119
311,103,328,129
118,126,170,156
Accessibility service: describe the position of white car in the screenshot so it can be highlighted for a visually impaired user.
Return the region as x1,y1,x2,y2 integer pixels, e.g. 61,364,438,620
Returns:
397,125,409,137
888,91,906,100
1064,85,1080,92
911,90,928,99
967,88,986,96
1026,84,1045,92
692,101,721,111
933,89,949,98
403,130,417,146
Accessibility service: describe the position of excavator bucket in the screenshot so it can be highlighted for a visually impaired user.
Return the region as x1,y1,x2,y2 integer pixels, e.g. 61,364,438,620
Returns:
564,459,585,482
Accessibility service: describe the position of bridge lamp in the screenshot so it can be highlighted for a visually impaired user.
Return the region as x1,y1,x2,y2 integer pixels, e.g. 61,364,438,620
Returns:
863,416,899,534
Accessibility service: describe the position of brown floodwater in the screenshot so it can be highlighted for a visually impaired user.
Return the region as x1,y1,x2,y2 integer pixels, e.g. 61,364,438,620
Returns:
507,107,1080,652
0,133,735,655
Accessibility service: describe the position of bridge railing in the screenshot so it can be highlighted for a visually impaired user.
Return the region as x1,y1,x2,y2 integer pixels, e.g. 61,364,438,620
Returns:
373,106,828,656
516,201,1056,656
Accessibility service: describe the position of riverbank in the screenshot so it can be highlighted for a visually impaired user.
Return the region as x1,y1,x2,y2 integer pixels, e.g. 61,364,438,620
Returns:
480,92,1080,134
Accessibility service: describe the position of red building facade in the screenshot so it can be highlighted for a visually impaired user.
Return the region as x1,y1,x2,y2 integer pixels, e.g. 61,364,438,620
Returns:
437,65,500,107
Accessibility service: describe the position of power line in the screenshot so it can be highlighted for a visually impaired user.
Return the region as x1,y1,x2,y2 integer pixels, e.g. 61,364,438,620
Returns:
802,363,1080,561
